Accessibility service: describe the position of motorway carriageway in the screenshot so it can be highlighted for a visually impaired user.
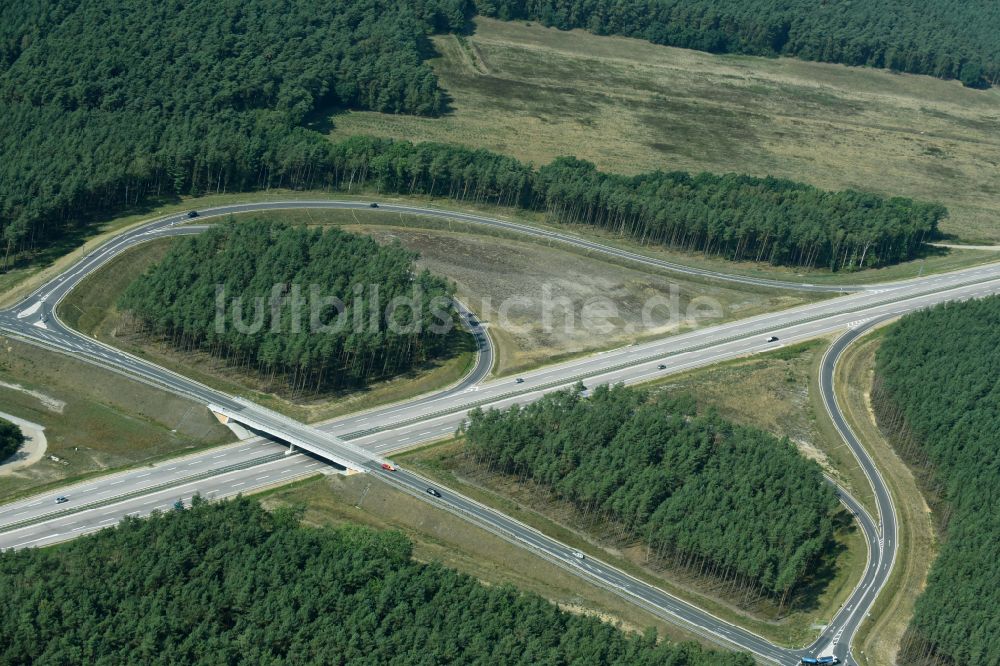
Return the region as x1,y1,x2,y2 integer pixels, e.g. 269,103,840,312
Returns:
2,201,1000,663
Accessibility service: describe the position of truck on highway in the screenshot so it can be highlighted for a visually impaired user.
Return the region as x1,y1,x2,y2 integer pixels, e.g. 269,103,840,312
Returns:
800,657,839,665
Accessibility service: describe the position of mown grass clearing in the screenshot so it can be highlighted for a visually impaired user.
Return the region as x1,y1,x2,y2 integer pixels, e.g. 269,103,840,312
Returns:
0,336,233,502
328,18,1000,243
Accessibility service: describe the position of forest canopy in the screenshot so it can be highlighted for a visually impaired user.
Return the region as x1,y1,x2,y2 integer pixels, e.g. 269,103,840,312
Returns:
0,417,25,462
0,497,754,665
118,219,456,391
873,296,1000,665
0,1,947,275
479,0,1000,88
460,383,840,606
0,0,471,269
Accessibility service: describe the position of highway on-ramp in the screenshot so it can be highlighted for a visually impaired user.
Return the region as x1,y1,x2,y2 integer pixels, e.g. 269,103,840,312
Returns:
1,201,999,664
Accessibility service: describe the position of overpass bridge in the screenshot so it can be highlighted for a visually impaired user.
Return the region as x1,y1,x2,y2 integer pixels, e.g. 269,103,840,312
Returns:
209,399,379,475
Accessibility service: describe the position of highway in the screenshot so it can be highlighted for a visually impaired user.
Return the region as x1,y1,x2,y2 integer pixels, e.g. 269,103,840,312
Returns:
1,200,999,664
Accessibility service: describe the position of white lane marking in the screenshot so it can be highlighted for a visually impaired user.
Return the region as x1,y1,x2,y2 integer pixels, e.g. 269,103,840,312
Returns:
16,301,41,319
13,534,58,547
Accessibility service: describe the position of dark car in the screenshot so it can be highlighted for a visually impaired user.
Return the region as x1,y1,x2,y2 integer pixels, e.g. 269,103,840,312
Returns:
55,496,69,504
657,364,666,370
426,487,441,498
186,210,199,218
515,378,524,384
369,202,379,208
766,335,779,342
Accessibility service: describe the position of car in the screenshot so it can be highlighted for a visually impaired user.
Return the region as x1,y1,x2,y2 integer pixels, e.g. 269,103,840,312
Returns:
766,335,779,342
571,550,585,560
426,487,441,498
515,377,525,384
55,496,68,504
369,202,379,208
186,210,199,218
381,462,397,471
657,364,666,370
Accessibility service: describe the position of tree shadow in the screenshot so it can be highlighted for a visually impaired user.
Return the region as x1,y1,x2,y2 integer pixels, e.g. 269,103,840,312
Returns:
786,509,855,613
2,194,185,276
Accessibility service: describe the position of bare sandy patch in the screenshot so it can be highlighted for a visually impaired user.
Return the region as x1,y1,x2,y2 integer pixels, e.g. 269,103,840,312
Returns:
0,380,66,413
0,411,48,475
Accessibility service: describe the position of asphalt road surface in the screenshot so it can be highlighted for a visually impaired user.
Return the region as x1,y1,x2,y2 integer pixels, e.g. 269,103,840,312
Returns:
2,201,999,664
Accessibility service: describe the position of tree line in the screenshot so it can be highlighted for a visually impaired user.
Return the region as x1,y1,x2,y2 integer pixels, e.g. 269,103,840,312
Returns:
872,296,1000,666
460,383,840,607
478,0,1000,88
320,137,945,271
0,496,754,665
0,417,24,462
0,0,948,275
0,0,472,271
118,220,456,392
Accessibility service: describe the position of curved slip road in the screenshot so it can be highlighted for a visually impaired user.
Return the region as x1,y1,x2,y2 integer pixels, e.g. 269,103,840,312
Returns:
1,201,999,663
806,318,900,665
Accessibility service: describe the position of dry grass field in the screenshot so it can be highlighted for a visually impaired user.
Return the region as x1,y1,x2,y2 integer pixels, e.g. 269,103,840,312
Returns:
328,18,1000,242
345,223,811,375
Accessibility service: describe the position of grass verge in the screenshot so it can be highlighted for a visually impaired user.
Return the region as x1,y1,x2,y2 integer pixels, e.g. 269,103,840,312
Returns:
833,328,937,666
258,473,722,649
399,434,865,648
0,336,233,502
